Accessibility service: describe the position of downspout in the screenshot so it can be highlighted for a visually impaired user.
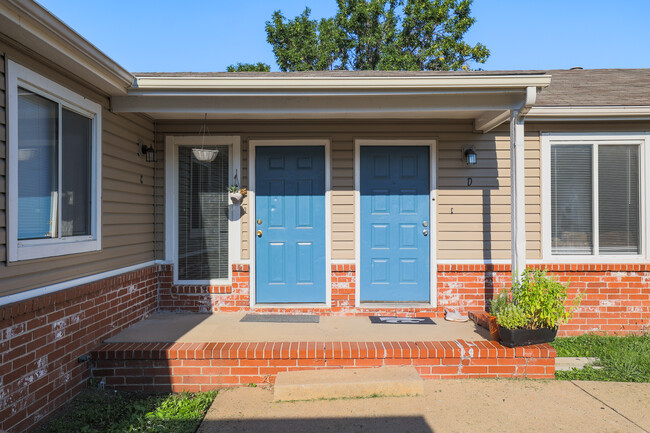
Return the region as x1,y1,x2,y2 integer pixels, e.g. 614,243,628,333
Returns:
510,86,537,281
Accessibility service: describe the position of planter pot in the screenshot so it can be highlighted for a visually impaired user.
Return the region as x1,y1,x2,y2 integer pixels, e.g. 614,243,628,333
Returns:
487,314,500,341
229,192,243,202
498,326,557,347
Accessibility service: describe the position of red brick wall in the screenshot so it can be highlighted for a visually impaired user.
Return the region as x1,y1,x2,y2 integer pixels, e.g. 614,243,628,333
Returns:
91,340,556,392
0,265,161,433
440,264,650,336
159,263,649,335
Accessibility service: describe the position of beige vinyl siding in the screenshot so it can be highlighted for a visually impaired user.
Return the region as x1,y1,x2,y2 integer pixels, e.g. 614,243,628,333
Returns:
436,132,541,260
0,42,156,297
154,120,650,265
154,120,538,262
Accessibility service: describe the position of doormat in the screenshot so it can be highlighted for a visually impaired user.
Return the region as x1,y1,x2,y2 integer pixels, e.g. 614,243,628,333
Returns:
240,314,320,323
369,316,436,325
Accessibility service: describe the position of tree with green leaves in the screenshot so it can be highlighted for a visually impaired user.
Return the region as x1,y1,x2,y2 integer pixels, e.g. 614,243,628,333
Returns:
262,0,489,72
226,62,271,72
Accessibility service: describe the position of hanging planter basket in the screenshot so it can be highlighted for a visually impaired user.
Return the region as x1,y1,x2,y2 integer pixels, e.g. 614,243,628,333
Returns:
192,114,219,162
192,148,219,162
229,192,243,202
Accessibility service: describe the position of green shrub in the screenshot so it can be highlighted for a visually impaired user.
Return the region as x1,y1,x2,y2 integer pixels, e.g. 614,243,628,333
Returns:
496,303,528,329
511,268,582,329
489,290,509,316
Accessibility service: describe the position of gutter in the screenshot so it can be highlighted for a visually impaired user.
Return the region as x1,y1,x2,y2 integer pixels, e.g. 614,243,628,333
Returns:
526,105,650,121
132,74,553,91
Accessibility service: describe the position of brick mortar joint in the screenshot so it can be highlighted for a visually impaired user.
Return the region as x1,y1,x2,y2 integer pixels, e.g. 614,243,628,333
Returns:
2,265,160,321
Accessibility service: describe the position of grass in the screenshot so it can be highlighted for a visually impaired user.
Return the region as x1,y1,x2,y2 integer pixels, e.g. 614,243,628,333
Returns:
551,334,650,382
36,388,218,433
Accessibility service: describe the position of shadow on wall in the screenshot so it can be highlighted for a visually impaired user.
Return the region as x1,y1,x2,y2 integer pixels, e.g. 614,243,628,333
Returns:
197,417,435,433
440,141,500,309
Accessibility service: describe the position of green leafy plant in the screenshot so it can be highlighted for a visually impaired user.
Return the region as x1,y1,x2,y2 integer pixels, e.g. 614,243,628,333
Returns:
496,303,527,329
488,290,509,316
512,268,582,329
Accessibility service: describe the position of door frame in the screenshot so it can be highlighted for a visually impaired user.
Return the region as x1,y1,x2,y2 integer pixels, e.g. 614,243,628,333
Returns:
354,139,438,308
248,139,332,308
165,135,242,285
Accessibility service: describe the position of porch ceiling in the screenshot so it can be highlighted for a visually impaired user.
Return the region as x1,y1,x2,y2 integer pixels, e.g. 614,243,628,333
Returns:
111,74,551,132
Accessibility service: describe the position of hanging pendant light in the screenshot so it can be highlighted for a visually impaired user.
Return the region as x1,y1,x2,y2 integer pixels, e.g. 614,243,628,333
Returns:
192,114,219,162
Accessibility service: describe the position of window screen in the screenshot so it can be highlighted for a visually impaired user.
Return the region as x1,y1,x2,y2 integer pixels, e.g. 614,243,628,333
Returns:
551,145,593,255
61,108,92,237
598,145,640,254
17,88,58,240
178,146,229,280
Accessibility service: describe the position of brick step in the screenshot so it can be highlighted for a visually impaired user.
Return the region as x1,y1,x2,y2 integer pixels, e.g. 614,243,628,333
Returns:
90,340,556,393
273,366,423,401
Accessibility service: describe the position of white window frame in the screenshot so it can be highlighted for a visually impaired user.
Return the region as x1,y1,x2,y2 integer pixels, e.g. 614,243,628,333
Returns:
541,132,650,262
165,135,241,286
7,60,102,262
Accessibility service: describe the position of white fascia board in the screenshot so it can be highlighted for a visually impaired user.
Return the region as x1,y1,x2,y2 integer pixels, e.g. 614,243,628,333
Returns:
0,0,133,95
132,74,552,91
527,105,650,121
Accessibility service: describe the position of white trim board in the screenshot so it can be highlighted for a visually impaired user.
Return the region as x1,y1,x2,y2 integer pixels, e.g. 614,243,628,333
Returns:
248,139,332,308
165,135,242,286
354,139,438,308
0,260,163,307
541,132,650,262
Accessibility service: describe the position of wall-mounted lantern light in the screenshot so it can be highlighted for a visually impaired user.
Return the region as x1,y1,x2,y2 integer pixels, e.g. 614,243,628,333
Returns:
464,148,477,166
137,139,157,163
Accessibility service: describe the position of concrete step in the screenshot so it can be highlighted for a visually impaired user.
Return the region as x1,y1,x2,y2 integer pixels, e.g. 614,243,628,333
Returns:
555,357,601,371
273,366,424,402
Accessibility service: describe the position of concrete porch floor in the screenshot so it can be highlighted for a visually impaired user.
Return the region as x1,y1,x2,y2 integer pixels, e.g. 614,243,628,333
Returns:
105,312,492,343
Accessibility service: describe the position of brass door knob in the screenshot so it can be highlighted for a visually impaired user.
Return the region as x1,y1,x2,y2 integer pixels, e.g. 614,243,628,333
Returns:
257,230,263,237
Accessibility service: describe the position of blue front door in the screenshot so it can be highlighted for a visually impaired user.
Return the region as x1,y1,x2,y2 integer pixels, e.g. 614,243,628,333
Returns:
360,146,430,302
255,146,326,303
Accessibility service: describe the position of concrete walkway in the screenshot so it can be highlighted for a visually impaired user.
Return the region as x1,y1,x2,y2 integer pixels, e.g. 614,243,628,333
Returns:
105,312,490,343
197,379,650,433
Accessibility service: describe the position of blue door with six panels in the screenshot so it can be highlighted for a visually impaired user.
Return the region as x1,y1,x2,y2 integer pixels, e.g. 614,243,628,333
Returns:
360,146,430,302
255,146,326,303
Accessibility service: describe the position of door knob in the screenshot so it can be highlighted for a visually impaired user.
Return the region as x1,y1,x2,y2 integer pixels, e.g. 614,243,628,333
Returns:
423,229,428,236
257,230,263,237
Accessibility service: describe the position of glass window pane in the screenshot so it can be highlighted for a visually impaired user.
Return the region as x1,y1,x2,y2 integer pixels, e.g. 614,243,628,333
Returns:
61,108,92,237
17,88,58,240
599,145,640,254
178,146,229,280
551,144,593,255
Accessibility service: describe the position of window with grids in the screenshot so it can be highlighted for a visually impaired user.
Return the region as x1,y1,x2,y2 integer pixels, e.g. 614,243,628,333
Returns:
8,61,101,262
178,146,229,280
551,142,640,256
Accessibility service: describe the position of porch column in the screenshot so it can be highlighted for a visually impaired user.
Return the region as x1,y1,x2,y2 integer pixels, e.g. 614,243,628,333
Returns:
510,110,526,281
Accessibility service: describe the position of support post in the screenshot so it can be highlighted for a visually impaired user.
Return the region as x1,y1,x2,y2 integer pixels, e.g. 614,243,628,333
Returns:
510,110,526,282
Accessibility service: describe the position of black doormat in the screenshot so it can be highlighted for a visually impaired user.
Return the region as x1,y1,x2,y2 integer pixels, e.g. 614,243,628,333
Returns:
240,314,320,323
369,316,436,325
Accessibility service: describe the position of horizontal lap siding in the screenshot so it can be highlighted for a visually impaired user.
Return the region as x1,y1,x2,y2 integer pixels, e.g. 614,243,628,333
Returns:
436,133,541,260
155,121,541,263
0,43,156,297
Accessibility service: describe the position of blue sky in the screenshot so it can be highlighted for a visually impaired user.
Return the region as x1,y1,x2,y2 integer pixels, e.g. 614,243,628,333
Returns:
38,0,650,72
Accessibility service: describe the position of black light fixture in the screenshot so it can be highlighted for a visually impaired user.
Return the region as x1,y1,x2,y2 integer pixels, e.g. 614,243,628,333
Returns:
464,148,477,166
137,139,157,163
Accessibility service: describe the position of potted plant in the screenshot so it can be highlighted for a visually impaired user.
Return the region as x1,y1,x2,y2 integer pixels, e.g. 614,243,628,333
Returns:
496,268,582,347
229,185,246,202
